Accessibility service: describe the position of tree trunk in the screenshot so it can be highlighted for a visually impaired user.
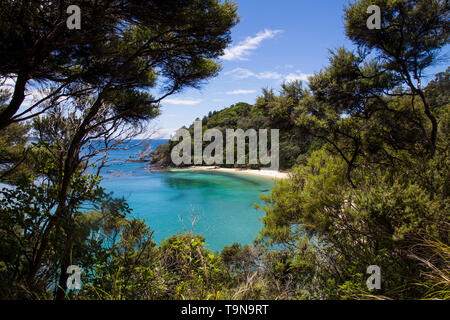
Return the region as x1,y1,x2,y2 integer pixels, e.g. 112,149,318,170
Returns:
0,72,29,130
56,227,74,300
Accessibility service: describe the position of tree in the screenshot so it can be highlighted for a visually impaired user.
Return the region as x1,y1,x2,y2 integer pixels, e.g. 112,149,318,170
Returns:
344,0,449,155
0,155,131,298
0,0,239,295
0,0,239,130
257,0,449,299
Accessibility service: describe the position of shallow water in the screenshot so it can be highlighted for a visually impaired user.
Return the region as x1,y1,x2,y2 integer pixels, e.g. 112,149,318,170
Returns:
98,140,274,252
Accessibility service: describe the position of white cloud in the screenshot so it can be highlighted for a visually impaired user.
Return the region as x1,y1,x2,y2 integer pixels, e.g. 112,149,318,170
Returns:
225,89,257,95
225,68,282,80
221,29,283,61
1,78,61,116
224,68,312,83
1,77,16,89
257,71,283,80
155,127,177,139
284,72,312,83
162,98,203,105
225,68,256,79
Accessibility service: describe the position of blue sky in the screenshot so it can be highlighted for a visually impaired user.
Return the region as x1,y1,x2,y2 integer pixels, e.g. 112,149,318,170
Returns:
154,0,448,138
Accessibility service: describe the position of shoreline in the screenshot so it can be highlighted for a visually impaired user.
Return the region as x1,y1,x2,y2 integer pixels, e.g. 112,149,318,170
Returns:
170,166,289,180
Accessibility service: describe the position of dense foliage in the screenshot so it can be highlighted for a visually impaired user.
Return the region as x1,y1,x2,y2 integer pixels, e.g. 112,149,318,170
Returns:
150,83,321,170
0,0,239,299
0,0,448,300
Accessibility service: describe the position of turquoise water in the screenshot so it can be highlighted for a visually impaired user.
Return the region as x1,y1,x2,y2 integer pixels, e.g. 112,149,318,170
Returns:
98,140,274,252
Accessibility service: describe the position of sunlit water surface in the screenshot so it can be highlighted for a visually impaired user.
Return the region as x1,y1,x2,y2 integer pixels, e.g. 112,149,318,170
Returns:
98,140,274,252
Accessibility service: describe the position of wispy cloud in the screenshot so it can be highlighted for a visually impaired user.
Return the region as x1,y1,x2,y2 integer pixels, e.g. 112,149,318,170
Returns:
258,71,283,80
284,72,312,82
225,68,283,80
221,29,283,61
225,89,257,95
155,127,178,139
1,78,62,114
225,68,256,79
162,98,203,105
226,68,310,82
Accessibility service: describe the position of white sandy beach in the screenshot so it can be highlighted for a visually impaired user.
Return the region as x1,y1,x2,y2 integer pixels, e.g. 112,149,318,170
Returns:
177,166,290,180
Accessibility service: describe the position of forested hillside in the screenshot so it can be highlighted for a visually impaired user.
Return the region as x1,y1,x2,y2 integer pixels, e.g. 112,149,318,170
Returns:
150,82,322,170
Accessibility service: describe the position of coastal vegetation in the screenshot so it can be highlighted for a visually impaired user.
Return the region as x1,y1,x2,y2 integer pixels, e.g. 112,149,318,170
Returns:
150,85,321,170
0,0,449,300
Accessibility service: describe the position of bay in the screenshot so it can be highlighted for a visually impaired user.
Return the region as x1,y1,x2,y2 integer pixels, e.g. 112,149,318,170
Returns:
98,140,274,252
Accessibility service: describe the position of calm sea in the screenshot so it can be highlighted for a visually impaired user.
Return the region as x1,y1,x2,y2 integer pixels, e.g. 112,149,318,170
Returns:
97,139,275,252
